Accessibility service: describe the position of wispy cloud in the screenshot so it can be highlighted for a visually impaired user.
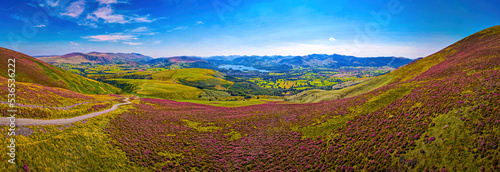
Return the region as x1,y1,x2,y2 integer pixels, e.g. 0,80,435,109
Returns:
83,27,155,44
35,24,47,28
83,33,136,42
39,0,156,28
167,26,188,32
85,5,157,25
131,14,157,23
128,27,156,35
77,14,98,27
152,40,162,45
329,37,335,41
129,27,149,33
10,14,26,21
123,42,142,45
46,0,60,7
96,0,117,4
92,5,127,23
69,41,79,46
60,0,86,18
197,21,204,25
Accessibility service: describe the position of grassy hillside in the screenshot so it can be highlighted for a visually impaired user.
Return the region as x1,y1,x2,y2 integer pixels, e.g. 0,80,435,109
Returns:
111,78,204,100
111,68,234,100
286,74,394,103
152,68,233,90
0,47,120,94
1,105,148,171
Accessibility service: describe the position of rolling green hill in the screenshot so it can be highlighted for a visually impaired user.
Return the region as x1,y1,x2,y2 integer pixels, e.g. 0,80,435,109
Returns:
0,47,120,94
286,75,394,103
111,68,234,100
152,68,233,90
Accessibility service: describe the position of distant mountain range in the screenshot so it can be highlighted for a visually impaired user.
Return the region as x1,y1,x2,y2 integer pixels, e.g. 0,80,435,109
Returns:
209,54,412,69
147,54,413,70
36,52,153,64
37,52,413,70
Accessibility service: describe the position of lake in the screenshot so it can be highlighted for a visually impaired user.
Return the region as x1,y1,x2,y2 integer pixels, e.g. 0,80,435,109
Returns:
218,65,269,72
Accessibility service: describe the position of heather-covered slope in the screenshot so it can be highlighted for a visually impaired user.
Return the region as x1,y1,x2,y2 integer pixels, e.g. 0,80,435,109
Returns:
0,47,120,94
101,26,500,171
288,25,500,103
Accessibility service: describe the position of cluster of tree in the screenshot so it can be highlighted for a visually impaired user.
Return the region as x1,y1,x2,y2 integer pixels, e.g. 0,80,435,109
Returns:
102,80,138,93
87,73,152,81
226,82,284,97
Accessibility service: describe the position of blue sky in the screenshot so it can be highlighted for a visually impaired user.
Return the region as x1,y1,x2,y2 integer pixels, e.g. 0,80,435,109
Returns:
0,0,499,58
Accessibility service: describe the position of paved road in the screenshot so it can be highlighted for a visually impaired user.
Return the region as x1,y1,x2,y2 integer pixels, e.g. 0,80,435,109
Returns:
0,98,130,126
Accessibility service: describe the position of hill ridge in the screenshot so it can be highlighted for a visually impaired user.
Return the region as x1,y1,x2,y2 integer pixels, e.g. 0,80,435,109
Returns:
0,47,120,94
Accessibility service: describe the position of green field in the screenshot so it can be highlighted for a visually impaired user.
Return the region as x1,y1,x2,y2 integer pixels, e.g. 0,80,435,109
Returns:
111,79,203,99
152,68,233,90
108,68,238,100
175,99,272,107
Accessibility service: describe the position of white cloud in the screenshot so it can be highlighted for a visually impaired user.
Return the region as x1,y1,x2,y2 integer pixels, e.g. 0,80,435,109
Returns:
47,0,157,28
167,26,188,32
86,6,156,25
329,37,335,41
83,33,136,42
69,41,79,45
60,0,86,18
46,0,60,7
77,14,98,27
86,13,98,21
131,15,156,23
34,24,46,28
78,21,97,28
92,6,127,23
123,42,142,45
197,21,204,24
174,26,188,30
96,0,117,4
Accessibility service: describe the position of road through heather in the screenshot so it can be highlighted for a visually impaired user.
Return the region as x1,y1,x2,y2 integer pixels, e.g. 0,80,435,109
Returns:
0,98,130,126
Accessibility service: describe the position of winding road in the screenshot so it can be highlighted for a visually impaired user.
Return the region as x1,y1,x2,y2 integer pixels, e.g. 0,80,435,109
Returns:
0,101,100,110
0,98,131,126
